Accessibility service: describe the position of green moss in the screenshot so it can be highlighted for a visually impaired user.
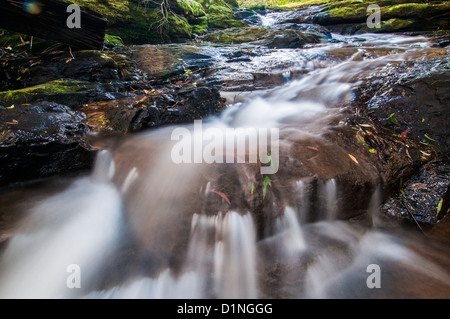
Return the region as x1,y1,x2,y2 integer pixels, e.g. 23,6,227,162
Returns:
192,16,209,35
104,34,124,47
207,4,234,15
177,0,206,17
328,2,367,20
67,0,131,26
382,2,450,19
106,4,168,44
0,80,97,105
379,18,417,31
167,15,193,40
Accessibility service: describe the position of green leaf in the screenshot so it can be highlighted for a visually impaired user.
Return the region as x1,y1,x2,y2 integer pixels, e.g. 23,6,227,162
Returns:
250,183,254,195
263,176,272,200
399,177,406,195
267,152,274,168
369,148,376,153
424,134,437,142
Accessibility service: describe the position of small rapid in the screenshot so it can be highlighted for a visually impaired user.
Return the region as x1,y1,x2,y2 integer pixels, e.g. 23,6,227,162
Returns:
0,31,449,299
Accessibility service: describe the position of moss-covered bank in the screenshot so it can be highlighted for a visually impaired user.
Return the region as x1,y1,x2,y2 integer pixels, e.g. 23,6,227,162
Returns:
65,0,245,45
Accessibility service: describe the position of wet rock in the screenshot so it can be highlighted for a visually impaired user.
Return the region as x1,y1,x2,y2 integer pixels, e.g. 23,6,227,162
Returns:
0,79,131,108
202,24,329,48
350,55,450,224
28,50,138,86
279,1,450,35
100,86,226,134
0,102,95,187
383,160,450,224
361,56,450,156
0,49,138,91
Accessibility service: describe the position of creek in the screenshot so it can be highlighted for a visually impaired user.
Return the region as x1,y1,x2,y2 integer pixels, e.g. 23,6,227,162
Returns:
0,21,449,298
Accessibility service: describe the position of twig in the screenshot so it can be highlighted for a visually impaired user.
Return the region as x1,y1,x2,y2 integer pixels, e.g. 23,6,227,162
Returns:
69,46,75,60
400,199,428,237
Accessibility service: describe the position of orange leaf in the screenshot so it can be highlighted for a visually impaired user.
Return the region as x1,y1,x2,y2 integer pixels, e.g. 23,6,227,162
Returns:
348,154,359,165
210,190,231,206
400,128,412,141
306,146,319,151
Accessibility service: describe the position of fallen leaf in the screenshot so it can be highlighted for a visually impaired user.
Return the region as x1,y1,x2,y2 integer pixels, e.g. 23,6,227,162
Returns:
357,134,370,146
210,190,231,206
6,104,14,109
407,183,427,190
348,154,359,165
405,148,412,160
424,134,437,142
437,198,443,216
306,146,319,151
400,128,412,140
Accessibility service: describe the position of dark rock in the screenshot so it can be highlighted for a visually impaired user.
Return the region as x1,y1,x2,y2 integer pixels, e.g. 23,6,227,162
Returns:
0,49,138,91
0,102,96,187
349,55,450,225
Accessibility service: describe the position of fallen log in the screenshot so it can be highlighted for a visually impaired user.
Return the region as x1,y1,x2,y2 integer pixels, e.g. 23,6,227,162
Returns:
0,0,107,50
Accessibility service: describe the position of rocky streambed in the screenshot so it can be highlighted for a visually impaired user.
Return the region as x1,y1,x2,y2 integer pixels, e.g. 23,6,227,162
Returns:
0,6,449,298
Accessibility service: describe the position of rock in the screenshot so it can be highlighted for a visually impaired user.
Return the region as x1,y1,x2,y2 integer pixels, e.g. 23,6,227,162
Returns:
0,102,95,187
361,56,450,156
278,1,450,35
92,85,226,134
383,160,450,224
0,79,131,108
349,55,450,224
202,23,330,47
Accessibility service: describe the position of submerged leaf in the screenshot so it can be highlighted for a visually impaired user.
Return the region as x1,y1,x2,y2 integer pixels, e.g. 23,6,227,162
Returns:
387,113,400,125
400,128,412,140
348,154,359,165
263,176,272,200
211,190,231,205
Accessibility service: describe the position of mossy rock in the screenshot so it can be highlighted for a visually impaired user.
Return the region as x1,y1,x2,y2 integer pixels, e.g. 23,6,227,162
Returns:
64,0,126,25
67,0,131,26
192,16,210,35
0,79,101,106
382,2,450,20
104,34,125,47
177,0,206,17
167,15,193,40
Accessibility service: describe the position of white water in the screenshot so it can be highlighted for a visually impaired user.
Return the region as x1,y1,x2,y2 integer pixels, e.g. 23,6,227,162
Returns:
0,33,449,299
0,151,122,298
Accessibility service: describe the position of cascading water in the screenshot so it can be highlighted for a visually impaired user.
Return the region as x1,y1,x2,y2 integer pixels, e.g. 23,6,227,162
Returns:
0,31,449,299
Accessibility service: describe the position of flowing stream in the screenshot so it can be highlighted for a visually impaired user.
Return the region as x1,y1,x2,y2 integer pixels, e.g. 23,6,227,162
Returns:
0,31,449,299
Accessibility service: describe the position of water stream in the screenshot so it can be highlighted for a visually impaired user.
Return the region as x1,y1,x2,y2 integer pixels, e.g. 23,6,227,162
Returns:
0,31,449,298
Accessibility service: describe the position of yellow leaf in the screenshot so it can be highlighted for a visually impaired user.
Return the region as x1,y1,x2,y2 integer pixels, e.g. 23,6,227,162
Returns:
437,198,443,215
